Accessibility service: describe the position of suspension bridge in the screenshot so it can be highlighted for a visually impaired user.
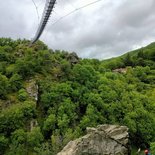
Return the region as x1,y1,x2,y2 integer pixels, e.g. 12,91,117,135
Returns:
31,0,56,44
31,0,104,44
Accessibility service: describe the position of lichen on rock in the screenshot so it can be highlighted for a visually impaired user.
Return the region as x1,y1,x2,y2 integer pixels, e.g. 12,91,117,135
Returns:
25,79,38,101
57,124,130,155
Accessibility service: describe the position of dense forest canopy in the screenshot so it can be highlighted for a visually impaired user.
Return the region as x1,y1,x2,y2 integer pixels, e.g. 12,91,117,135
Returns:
0,38,155,154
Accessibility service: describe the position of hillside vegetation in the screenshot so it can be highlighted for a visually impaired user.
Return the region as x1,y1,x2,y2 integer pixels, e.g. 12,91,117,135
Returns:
0,38,155,154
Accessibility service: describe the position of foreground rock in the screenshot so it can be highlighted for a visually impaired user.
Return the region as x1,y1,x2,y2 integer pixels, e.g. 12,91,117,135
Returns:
57,124,130,155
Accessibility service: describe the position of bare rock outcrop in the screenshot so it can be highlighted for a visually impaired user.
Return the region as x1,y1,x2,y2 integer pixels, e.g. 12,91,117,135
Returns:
25,79,38,101
66,52,79,65
57,124,130,155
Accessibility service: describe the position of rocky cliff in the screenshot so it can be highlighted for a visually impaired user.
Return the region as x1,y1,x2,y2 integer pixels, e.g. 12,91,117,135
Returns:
57,124,130,155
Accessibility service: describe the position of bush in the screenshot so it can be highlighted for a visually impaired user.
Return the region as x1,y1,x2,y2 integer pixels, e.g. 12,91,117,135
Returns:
18,89,28,101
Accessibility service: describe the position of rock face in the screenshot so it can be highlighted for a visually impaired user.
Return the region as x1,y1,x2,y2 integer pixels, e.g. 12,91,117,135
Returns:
66,52,79,65
26,79,38,101
57,125,130,155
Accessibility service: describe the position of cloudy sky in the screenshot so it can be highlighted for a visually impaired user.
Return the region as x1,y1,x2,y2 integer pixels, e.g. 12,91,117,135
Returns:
0,0,155,59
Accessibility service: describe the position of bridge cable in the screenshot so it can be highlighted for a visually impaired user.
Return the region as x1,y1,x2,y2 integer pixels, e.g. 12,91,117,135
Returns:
31,0,40,25
51,0,104,26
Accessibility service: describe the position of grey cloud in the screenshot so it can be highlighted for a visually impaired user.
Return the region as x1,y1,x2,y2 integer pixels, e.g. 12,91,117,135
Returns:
0,0,43,39
0,0,155,59
113,0,155,28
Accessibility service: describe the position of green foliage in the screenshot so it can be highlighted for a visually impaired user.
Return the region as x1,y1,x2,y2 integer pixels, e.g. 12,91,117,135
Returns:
11,129,27,146
0,135,8,154
34,142,52,155
18,88,28,101
43,114,56,132
0,73,9,98
124,53,133,66
80,104,101,129
9,73,22,91
71,64,97,85
150,142,155,154
0,38,155,154
9,129,27,155
0,101,36,136
27,127,44,149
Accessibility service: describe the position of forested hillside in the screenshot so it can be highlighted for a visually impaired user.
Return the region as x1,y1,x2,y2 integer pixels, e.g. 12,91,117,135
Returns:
0,38,155,155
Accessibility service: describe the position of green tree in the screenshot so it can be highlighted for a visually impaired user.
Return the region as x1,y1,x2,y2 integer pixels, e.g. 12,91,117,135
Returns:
43,114,56,133
0,135,8,154
0,73,9,98
124,53,133,66
18,88,28,101
80,104,101,129
0,101,36,135
150,142,155,155
9,73,22,91
27,127,44,149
